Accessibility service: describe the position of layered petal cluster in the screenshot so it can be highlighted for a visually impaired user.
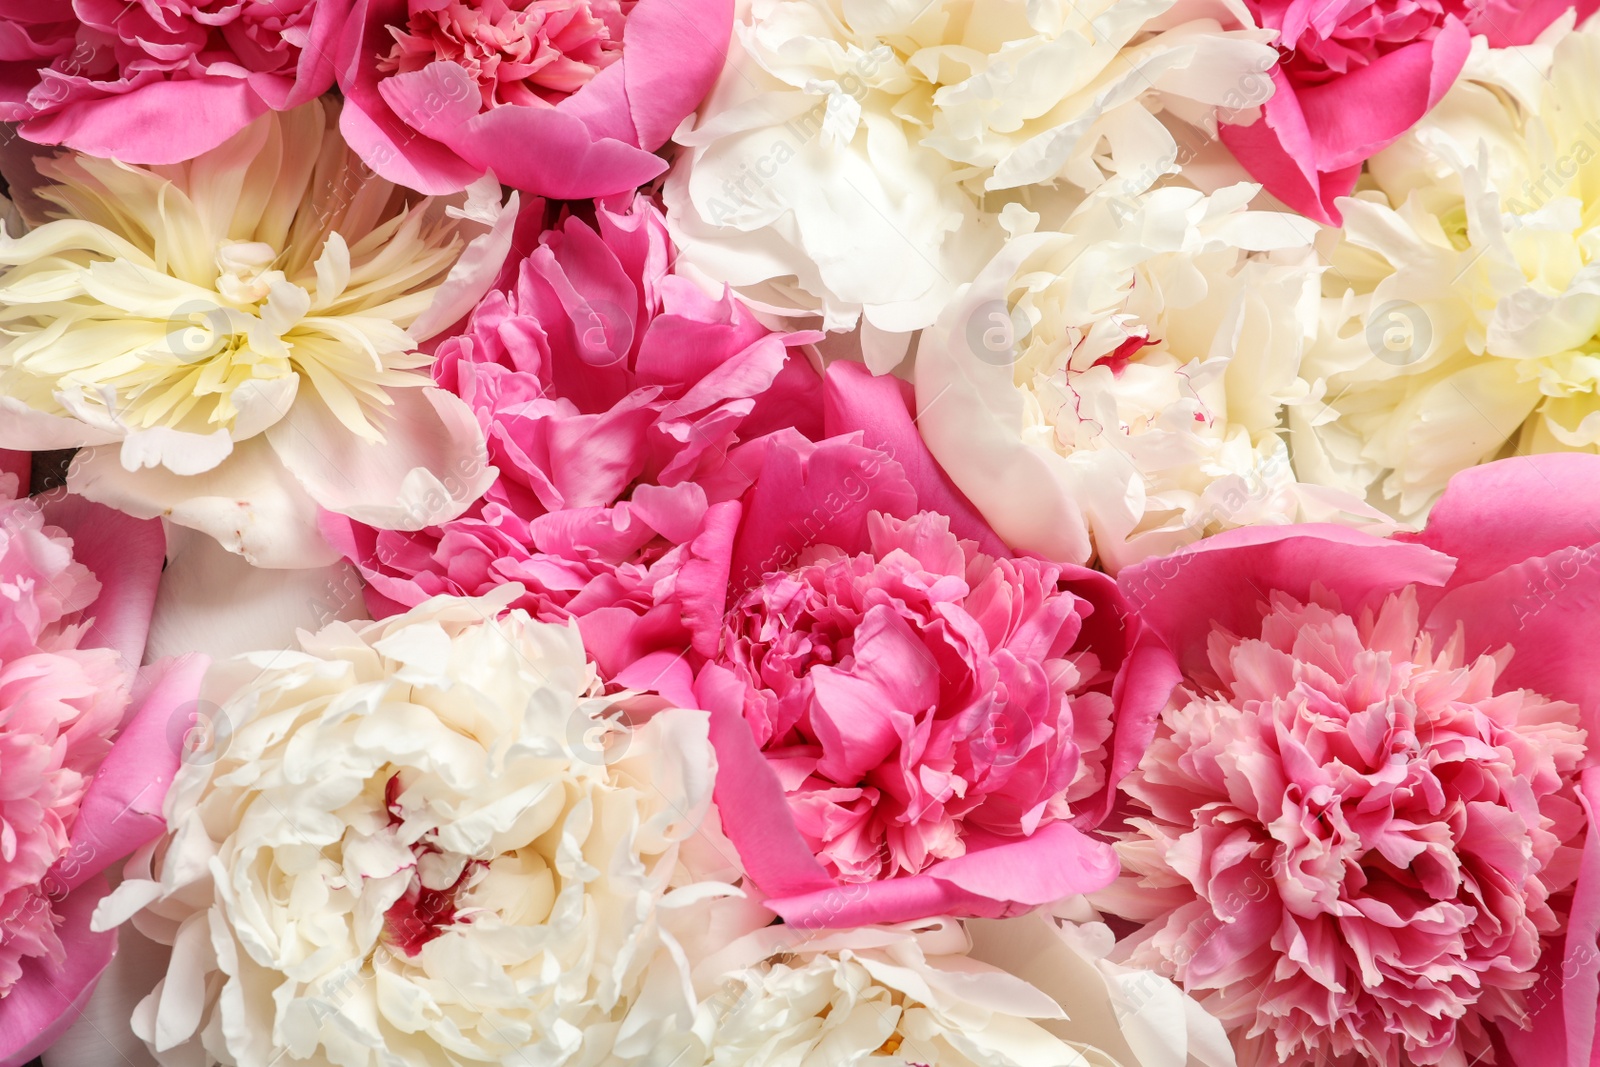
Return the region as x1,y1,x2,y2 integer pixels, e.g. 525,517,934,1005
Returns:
0,476,204,1067
1290,25,1600,520
672,908,1236,1067
664,0,1278,341
0,0,349,164
95,590,723,1067
337,0,732,198
1218,0,1476,225
695,364,1174,927
915,183,1367,571
326,193,822,697
0,100,514,567
1098,454,1600,1067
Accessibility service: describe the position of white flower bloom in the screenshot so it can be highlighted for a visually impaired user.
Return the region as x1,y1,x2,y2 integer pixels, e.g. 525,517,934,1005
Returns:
664,0,1278,350
915,183,1370,570
0,100,517,567
1289,25,1600,520
667,906,1234,1067
94,589,725,1067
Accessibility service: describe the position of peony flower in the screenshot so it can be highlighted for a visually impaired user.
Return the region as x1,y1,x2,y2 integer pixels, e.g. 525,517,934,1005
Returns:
336,0,731,198
324,192,823,706
1289,25,1600,521
0,100,516,568
94,588,726,1067
693,362,1175,927
663,0,1279,345
913,182,1374,571
1095,453,1600,1067
0,0,349,165
1217,0,1475,226
0,474,205,1067
669,905,1237,1067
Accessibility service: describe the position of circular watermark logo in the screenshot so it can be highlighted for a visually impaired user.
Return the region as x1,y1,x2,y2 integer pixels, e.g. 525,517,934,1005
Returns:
962,299,1031,367
1364,300,1431,367
571,298,633,369
962,699,1036,770
566,700,633,766
167,699,233,767
163,301,237,365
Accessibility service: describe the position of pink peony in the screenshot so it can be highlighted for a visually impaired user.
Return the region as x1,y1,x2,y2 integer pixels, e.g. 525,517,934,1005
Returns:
692,362,1175,929
335,0,732,197
0,0,350,165
0,474,206,1067
323,192,823,705
1098,453,1600,1067
1219,0,1511,226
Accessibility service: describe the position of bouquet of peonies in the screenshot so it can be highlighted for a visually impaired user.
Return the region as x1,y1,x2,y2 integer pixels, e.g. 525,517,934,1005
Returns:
3,3,1600,1067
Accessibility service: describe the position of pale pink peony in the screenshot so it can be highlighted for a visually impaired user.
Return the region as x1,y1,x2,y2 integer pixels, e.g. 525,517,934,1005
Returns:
0,474,206,1067
323,193,823,705
0,0,350,164
693,362,1175,929
1100,454,1600,1067
336,0,731,197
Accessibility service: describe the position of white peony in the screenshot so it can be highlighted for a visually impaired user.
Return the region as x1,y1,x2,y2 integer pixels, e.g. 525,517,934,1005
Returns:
1289,20,1600,520
93,589,727,1067
663,0,1278,356
667,905,1235,1067
0,100,516,567
914,184,1372,570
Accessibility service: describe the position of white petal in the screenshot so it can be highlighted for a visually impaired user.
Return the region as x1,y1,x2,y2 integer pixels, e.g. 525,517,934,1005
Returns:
69,438,339,569
145,525,368,662
268,386,494,531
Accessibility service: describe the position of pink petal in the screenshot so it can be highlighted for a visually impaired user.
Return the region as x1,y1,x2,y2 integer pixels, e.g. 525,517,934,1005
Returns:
1119,524,1455,679
0,880,116,1067
823,361,1007,557
699,663,836,899
51,655,208,895
19,77,269,165
1477,0,1599,46
335,0,485,195
40,494,165,669
1218,66,1355,226
614,0,733,150
1411,454,1600,592
1294,17,1470,172
1424,546,1600,736
378,61,667,198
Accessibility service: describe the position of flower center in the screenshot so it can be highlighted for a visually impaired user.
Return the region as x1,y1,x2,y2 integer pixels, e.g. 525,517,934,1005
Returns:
379,775,483,956
377,0,625,109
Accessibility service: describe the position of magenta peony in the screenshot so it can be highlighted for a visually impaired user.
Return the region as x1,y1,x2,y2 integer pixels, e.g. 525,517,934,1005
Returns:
335,0,731,197
323,192,823,705
0,0,350,164
1099,454,1600,1067
0,474,205,1067
1218,0,1474,226
691,362,1175,929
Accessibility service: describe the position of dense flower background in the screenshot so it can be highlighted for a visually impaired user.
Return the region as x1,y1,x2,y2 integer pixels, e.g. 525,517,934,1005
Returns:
5,3,1600,1067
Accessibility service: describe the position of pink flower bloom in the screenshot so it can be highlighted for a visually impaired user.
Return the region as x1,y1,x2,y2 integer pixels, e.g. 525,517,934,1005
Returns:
335,0,732,197
1221,0,1489,225
1099,454,1600,1067
0,476,206,1067
323,193,823,704
0,0,350,164
694,363,1175,929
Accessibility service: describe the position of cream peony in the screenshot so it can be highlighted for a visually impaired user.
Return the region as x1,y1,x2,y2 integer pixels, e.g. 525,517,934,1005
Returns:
914,184,1373,571
0,100,516,567
93,589,725,1067
1290,22,1600,520
669,905,1235,1067
663,0,1278,353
